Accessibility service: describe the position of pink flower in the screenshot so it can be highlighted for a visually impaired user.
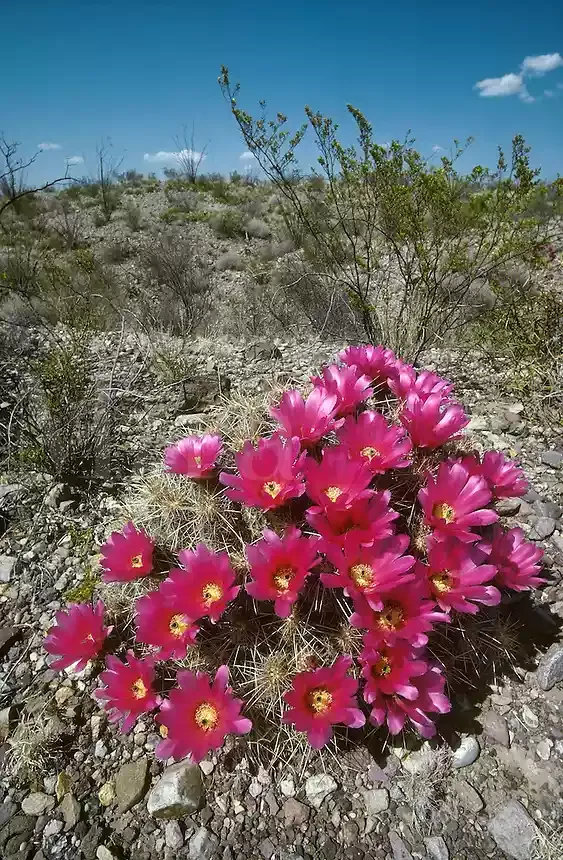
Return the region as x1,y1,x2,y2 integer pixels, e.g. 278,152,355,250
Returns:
388,359,416,399
360,641,427,704
311,364,373,417
164,434,222,478
303,446,373,511
483,526,545,592
220,435,306,510
322,534,415,610
100,521,155,583
162,544,239,623
400,393,469,449
420,538,500,613
338,345,397,384
245,527,320,618
390,365,453,400
306,491,398,552
94,651,161,733
135,589,200,661
466,451,528,499
282,655,365,748
418,461,498,542
43,601,111,671
352,580,449,648
367,661,451,738
156,665,252,763
270,388,338,446
337,411,412,473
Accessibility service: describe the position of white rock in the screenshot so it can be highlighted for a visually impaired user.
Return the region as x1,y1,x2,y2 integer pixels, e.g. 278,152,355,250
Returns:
249,779,262,798
22,792,55,816
305,773,338,809
44,819,64,838
453,736,480,768
521,705,538,729
424,835,449,860
165,820,184,849
199,760,214,776
94,740,108,758
147,759,205,819
279,777,295,797
536,739,552,761
96,848,117,860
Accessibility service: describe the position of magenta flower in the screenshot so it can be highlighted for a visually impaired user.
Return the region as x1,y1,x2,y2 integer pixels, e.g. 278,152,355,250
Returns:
418,461,498,542
338,345,397,384
135,589,200,661
270,388,338,447
306,491,399,552
388,359,416,399
94,651,161,733
100,521,155,583
337,411,412,474
322,533,415,610
164,434,222,478
400,393,469,449
420,538,500,613
156,665,252,763
282,655,366,748
352,580,449,648
390,365,453,401
44,601,111,671
466,451,528,499
483,526,545,592
367,661,451,738
245,527,320,618
220,435,306,510
360,640,427,705
163,544,239,623
303,446,373,511
311,364,373,417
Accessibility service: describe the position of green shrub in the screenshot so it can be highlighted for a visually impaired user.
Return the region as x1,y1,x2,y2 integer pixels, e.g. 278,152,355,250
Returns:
210,208,245,238
123,201,143,232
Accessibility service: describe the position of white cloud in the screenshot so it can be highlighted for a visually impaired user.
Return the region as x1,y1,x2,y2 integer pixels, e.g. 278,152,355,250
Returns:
37,142,61,151
519,87,535,103
475,72,523,97
143,149,206,165
521,53,563,75
239,151,255,161
432,145,443,153
65,155,84,166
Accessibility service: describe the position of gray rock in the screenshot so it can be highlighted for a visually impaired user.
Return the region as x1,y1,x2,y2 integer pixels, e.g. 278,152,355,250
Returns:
483,710,510,747
496,498,521,516
536,643,563,690
115,757,149,812
452,778,484,813
0,626,20,657
533,499,562,520
0,556,15,583
281,798,309,827
452,736,480,768
0,706,14,741
304,773,337,809
260,837,276,859
21,793,54,816
389,830,413,860
147,760,205,819
96,848,117,860
541,450,563,468
165,820,184,849
59,793,80,830
188,826,219,860
43,819,63,838
174,413,208,428
529,517,556,540
488,800,537,860
363,788,390,815
424,836,449,860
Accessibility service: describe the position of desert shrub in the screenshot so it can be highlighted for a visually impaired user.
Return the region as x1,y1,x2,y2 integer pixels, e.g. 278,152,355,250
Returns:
164,190,200,212
245,217,271,239
210,208,245,238
43,199,87,250
219,68,554,360
123,201,143,232
259,238,295,261
102,239,133,264
215,251,245,272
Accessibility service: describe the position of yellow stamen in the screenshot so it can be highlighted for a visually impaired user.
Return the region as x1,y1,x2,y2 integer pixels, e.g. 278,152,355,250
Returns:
360,446,380,461
194,455,202,466
130,554,144,569
273,566,295,593
377,601,404,631
432,502,455,523
430,571,453,593
131,678,148,699
324,486,343,503
372,656,392,677
263,481,282,499
194,702,219,731
201,582,223,606
159,725,169,738
307,687,333,714
169,614,190,637
350,563,374,589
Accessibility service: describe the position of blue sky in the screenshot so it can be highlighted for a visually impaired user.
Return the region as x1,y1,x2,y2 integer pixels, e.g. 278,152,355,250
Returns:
3,0,562,184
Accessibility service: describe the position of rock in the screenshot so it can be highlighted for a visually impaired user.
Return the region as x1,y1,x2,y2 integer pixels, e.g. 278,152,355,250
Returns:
21,793,54,816
59,793,80,830
0,814,35,857
496,498,521,516
521,705,538,729
98,783,115,807
424,836,449,860
467,416,488,431
281,798,310,827
536,643,563,690
541,450,563,468
483,711,510,747
43,819,63,838
199,760,214,776
452,736,480,767
0,706,14,741
115,757,149,811
260,837,276,859
528,517,556,540
452,779,484,813
488,800,537,860
363,788,389,815
188,826,219,860
0,627,21,657
94,740,108,758
533,499,562,520
54,687,73,707
96,848,117,860
389,830,413,860
44,483,73,509
55,772,71,802
146,760,205,818
304,773,337,809
279,776,295,797
0,556,15,583
174,413,208,428
165,820,184,849
536,739,552,760
249,779,262,798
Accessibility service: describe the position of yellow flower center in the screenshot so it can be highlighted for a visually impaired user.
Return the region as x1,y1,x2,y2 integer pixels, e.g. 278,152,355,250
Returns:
194,702,219,731
263,481,283,499
432,502,455,523
372,656,392,677
201,582,223,606
131,678,148,699
349,563,374,589
377,601,404,631
430,571,453,593
307,687,333,714
130,554,144,569
169,614,190,637
273,566,295,593
194,455,202,466
159,724,169,738
324,486,343,503
360,446,380,461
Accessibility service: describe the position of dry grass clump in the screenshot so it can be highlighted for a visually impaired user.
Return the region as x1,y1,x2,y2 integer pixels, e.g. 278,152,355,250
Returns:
209,388,279,452
399,745,453,828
